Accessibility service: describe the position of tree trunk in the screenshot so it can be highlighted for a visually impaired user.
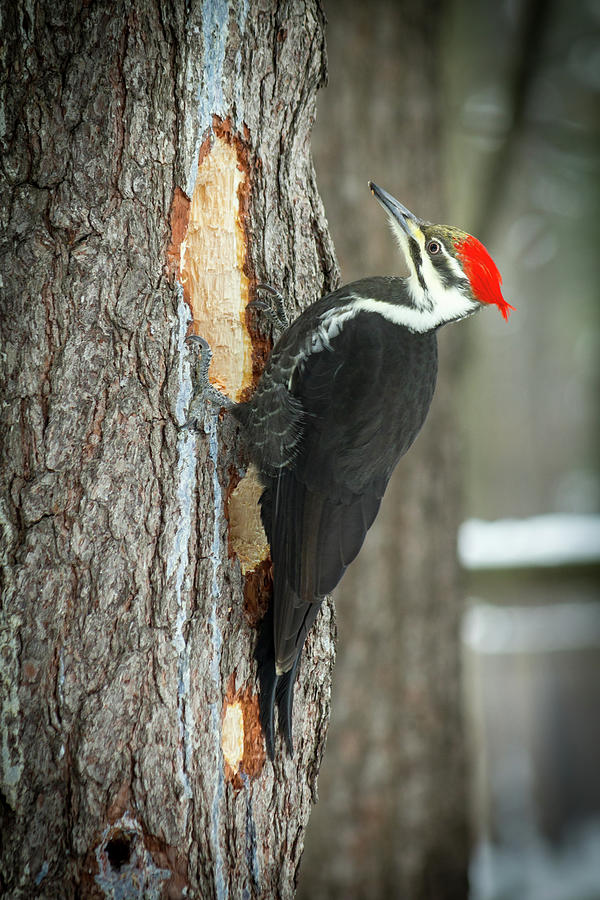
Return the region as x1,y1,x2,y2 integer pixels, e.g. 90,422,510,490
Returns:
300,2,470,898
0,2,337,897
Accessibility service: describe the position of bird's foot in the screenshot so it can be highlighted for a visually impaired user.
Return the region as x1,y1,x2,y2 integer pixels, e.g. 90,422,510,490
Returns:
248,283,290,334
183,335,234,429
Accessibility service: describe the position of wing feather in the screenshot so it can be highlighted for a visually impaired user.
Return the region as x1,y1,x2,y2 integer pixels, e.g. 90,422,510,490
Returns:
253,287,438,753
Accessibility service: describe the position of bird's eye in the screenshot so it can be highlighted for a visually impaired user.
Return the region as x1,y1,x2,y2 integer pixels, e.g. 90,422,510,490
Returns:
427,240,441,255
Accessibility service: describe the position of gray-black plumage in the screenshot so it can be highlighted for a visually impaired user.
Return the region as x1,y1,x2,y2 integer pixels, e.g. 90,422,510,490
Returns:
233,277,438,757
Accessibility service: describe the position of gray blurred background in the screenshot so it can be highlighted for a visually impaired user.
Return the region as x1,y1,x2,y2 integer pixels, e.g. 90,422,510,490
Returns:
300,0,600,897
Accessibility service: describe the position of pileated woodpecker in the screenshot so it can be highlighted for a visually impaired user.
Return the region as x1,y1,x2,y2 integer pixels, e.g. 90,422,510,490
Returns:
188,183,513,760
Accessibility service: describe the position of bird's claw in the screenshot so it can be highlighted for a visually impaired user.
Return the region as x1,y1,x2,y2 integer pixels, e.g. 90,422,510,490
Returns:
187,334,210,350
249,283,289,333
182,335,234,429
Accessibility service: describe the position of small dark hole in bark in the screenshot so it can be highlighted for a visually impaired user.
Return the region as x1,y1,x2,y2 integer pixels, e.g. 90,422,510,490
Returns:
105,833,132,870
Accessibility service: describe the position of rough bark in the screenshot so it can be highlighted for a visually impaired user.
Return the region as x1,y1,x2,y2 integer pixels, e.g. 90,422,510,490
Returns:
0,2,337,897
300,2,470,898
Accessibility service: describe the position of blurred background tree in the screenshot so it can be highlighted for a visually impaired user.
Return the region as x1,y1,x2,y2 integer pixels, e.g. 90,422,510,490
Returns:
300,0,600,898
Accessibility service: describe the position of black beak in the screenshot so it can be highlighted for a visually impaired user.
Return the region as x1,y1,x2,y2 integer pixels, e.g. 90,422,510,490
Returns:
368,182,423,237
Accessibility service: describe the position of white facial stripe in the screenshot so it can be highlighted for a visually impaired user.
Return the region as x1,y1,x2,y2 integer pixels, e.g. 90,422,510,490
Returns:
388,218,414,269
396,223,476,325
388,218,433,312
408,250,477,327
442,244,470,283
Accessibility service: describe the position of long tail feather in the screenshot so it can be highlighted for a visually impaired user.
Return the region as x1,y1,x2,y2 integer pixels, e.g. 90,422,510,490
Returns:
254,603,278,759
255,599,304,759
275,656,301,756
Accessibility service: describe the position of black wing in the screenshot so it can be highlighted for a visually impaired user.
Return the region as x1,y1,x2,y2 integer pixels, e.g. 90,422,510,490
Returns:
266,310,437,670
252,282,438,755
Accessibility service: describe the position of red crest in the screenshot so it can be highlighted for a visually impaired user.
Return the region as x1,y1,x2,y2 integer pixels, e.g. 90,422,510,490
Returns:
455,235,515,320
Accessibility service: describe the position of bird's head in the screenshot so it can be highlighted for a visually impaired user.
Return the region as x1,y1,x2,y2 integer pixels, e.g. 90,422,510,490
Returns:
369,182,514,330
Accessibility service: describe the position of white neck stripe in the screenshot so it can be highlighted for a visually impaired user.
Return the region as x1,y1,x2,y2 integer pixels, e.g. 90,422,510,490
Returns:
350,294,475,332
316,289,476,336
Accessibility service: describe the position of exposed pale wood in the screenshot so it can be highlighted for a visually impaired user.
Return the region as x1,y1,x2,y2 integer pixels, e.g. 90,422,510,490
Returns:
221,700,244,773
228,465,270,574
181,134,253,400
